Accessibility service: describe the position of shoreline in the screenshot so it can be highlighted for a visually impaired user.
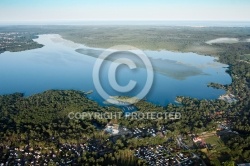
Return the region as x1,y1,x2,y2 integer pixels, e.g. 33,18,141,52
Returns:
0,34,232,105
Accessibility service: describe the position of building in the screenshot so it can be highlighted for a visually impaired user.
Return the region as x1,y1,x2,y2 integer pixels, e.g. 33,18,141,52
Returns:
104,123,119,135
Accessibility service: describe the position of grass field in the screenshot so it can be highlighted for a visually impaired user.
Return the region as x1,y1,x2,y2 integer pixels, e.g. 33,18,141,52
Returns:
201,132,232,164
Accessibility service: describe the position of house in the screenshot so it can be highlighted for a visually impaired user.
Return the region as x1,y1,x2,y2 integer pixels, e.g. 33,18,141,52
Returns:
104,123,119,135
193,137,202,143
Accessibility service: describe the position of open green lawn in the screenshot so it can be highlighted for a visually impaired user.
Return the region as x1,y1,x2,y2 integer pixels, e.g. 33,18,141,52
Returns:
203,135,232,164
205,135,222,146
205,135,231,152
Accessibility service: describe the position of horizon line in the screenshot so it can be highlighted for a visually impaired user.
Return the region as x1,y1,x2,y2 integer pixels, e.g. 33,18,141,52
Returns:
1,20,250,22
1,20,250,27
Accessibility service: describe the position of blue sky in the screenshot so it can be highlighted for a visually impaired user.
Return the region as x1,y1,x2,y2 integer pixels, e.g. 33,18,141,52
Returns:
0,0,250,22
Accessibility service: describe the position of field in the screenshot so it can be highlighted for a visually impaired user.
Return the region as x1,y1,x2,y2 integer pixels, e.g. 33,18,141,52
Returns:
200,132,232,164
58,26,250,56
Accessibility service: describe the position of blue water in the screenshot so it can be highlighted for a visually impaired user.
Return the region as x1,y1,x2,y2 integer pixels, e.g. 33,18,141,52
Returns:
0,34,231,106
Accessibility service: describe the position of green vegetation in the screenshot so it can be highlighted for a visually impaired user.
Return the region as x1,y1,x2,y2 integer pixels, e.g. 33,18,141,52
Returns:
59,26,250,56
0,31,43,54
0,26,250,165
240,54,250,62
0,90,120,143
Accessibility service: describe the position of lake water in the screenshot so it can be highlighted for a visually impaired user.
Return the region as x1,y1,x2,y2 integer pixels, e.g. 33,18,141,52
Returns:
0,34,231,106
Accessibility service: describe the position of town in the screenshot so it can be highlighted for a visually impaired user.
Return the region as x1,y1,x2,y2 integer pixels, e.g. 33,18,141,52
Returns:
1,120,237,166
0,32,42,54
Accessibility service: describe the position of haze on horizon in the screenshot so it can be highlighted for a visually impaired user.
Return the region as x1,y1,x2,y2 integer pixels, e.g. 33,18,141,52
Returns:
0,0,250,23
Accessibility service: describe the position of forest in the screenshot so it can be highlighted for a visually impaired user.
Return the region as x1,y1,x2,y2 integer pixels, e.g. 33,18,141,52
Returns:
0,26,249,165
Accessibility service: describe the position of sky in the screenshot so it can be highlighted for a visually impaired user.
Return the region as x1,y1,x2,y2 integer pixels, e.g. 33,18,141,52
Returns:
0,0,250,22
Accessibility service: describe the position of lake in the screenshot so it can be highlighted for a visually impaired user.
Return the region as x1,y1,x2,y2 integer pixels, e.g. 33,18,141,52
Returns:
0,34,231,106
